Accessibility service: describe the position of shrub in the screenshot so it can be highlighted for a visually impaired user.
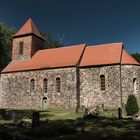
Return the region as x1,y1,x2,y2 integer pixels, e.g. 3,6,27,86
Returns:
125,94,139,116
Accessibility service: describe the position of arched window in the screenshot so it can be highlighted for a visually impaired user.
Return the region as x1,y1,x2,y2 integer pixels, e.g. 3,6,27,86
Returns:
56,77,61,94
100,75,105,92
43,78,48,93
30,79,35,92
19,41,24,55
133,78,137,94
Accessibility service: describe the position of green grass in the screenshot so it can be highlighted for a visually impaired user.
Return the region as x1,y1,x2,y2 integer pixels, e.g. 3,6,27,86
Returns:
43,108,82,120
0,108,140,140
100,109,118,118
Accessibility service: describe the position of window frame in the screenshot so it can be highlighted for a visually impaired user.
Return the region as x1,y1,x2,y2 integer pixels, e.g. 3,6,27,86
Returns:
43,78,48,93
30,79,35,93
55,77,61,95
19,41,24,55
133,78,137,94
100,75,105,92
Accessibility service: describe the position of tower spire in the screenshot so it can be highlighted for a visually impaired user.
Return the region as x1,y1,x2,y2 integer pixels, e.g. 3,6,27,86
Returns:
12,18,45,60
13,18,44,40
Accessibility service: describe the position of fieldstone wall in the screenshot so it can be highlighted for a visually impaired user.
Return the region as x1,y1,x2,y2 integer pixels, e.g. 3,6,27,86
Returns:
0,64,140,110
80,65,122,109
121,65,140,106
80,64,140,109
0,67,77,109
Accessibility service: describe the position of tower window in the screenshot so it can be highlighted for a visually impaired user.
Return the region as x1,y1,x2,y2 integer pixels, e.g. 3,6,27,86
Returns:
30,79,35,92
43,78,48,93
19,41,24,55
56,77,61,95
100,75,105,92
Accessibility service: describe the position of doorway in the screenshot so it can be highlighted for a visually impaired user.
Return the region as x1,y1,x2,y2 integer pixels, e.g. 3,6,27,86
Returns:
42,97,47,109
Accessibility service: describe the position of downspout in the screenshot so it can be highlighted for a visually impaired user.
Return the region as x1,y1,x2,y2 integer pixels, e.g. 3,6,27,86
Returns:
76,45,86,113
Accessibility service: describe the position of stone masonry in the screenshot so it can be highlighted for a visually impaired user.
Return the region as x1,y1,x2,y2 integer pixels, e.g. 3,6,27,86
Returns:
1,19,140,110
121,65,140,106
80,65,121,109
1,64,140,110
80,65,140,109
0,67,77,109
12,35,44,60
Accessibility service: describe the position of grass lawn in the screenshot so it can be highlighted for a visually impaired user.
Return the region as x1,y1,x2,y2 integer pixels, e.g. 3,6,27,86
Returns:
0,109,140,140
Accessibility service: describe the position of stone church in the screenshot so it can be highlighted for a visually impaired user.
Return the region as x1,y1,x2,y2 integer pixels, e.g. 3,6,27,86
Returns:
0,18,140,110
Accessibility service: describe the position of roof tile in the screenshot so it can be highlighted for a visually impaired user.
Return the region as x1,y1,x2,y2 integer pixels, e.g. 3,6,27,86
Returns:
80,43,123,66
121,50,139,65
2,44,86,73
13,18,43,39
1,42,139,73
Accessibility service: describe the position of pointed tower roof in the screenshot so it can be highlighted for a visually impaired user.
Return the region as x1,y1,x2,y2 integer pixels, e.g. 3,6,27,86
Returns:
13,18,44,39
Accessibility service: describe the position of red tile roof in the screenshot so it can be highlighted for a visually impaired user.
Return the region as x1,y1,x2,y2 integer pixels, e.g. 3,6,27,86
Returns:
13,18,43,39
121,50,139,65
1,44,86,73
1,43,139,73
80,43,123,66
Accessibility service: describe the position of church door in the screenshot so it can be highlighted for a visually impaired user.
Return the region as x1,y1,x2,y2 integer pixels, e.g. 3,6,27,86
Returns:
42,97,47,109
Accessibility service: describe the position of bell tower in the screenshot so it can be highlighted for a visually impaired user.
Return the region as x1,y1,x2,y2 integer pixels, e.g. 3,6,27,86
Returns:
12,18,45,60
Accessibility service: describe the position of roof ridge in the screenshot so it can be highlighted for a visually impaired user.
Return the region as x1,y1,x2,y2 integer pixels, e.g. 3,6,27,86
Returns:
30,19,42,37
79,42,123,67
2,43,86,73
87,42,123,48
13,18,43,39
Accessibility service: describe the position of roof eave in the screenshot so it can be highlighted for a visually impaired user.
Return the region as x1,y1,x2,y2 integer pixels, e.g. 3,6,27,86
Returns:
79,63,121,68
13,33,45,41
1,65,77,74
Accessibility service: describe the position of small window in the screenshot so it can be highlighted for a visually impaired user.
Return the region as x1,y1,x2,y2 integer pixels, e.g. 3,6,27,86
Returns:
30,79,35,92
133,78,137,94
56,77,61,94
100,75,105,92
19,41,24,55
43,78,48,93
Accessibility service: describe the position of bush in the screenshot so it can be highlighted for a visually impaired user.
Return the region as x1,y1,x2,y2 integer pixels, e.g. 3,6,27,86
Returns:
125,94,139,116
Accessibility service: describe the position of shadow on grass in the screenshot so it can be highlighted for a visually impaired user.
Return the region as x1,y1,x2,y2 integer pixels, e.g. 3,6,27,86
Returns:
21,116,140,140
0,109,52,121
0,112,140,140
